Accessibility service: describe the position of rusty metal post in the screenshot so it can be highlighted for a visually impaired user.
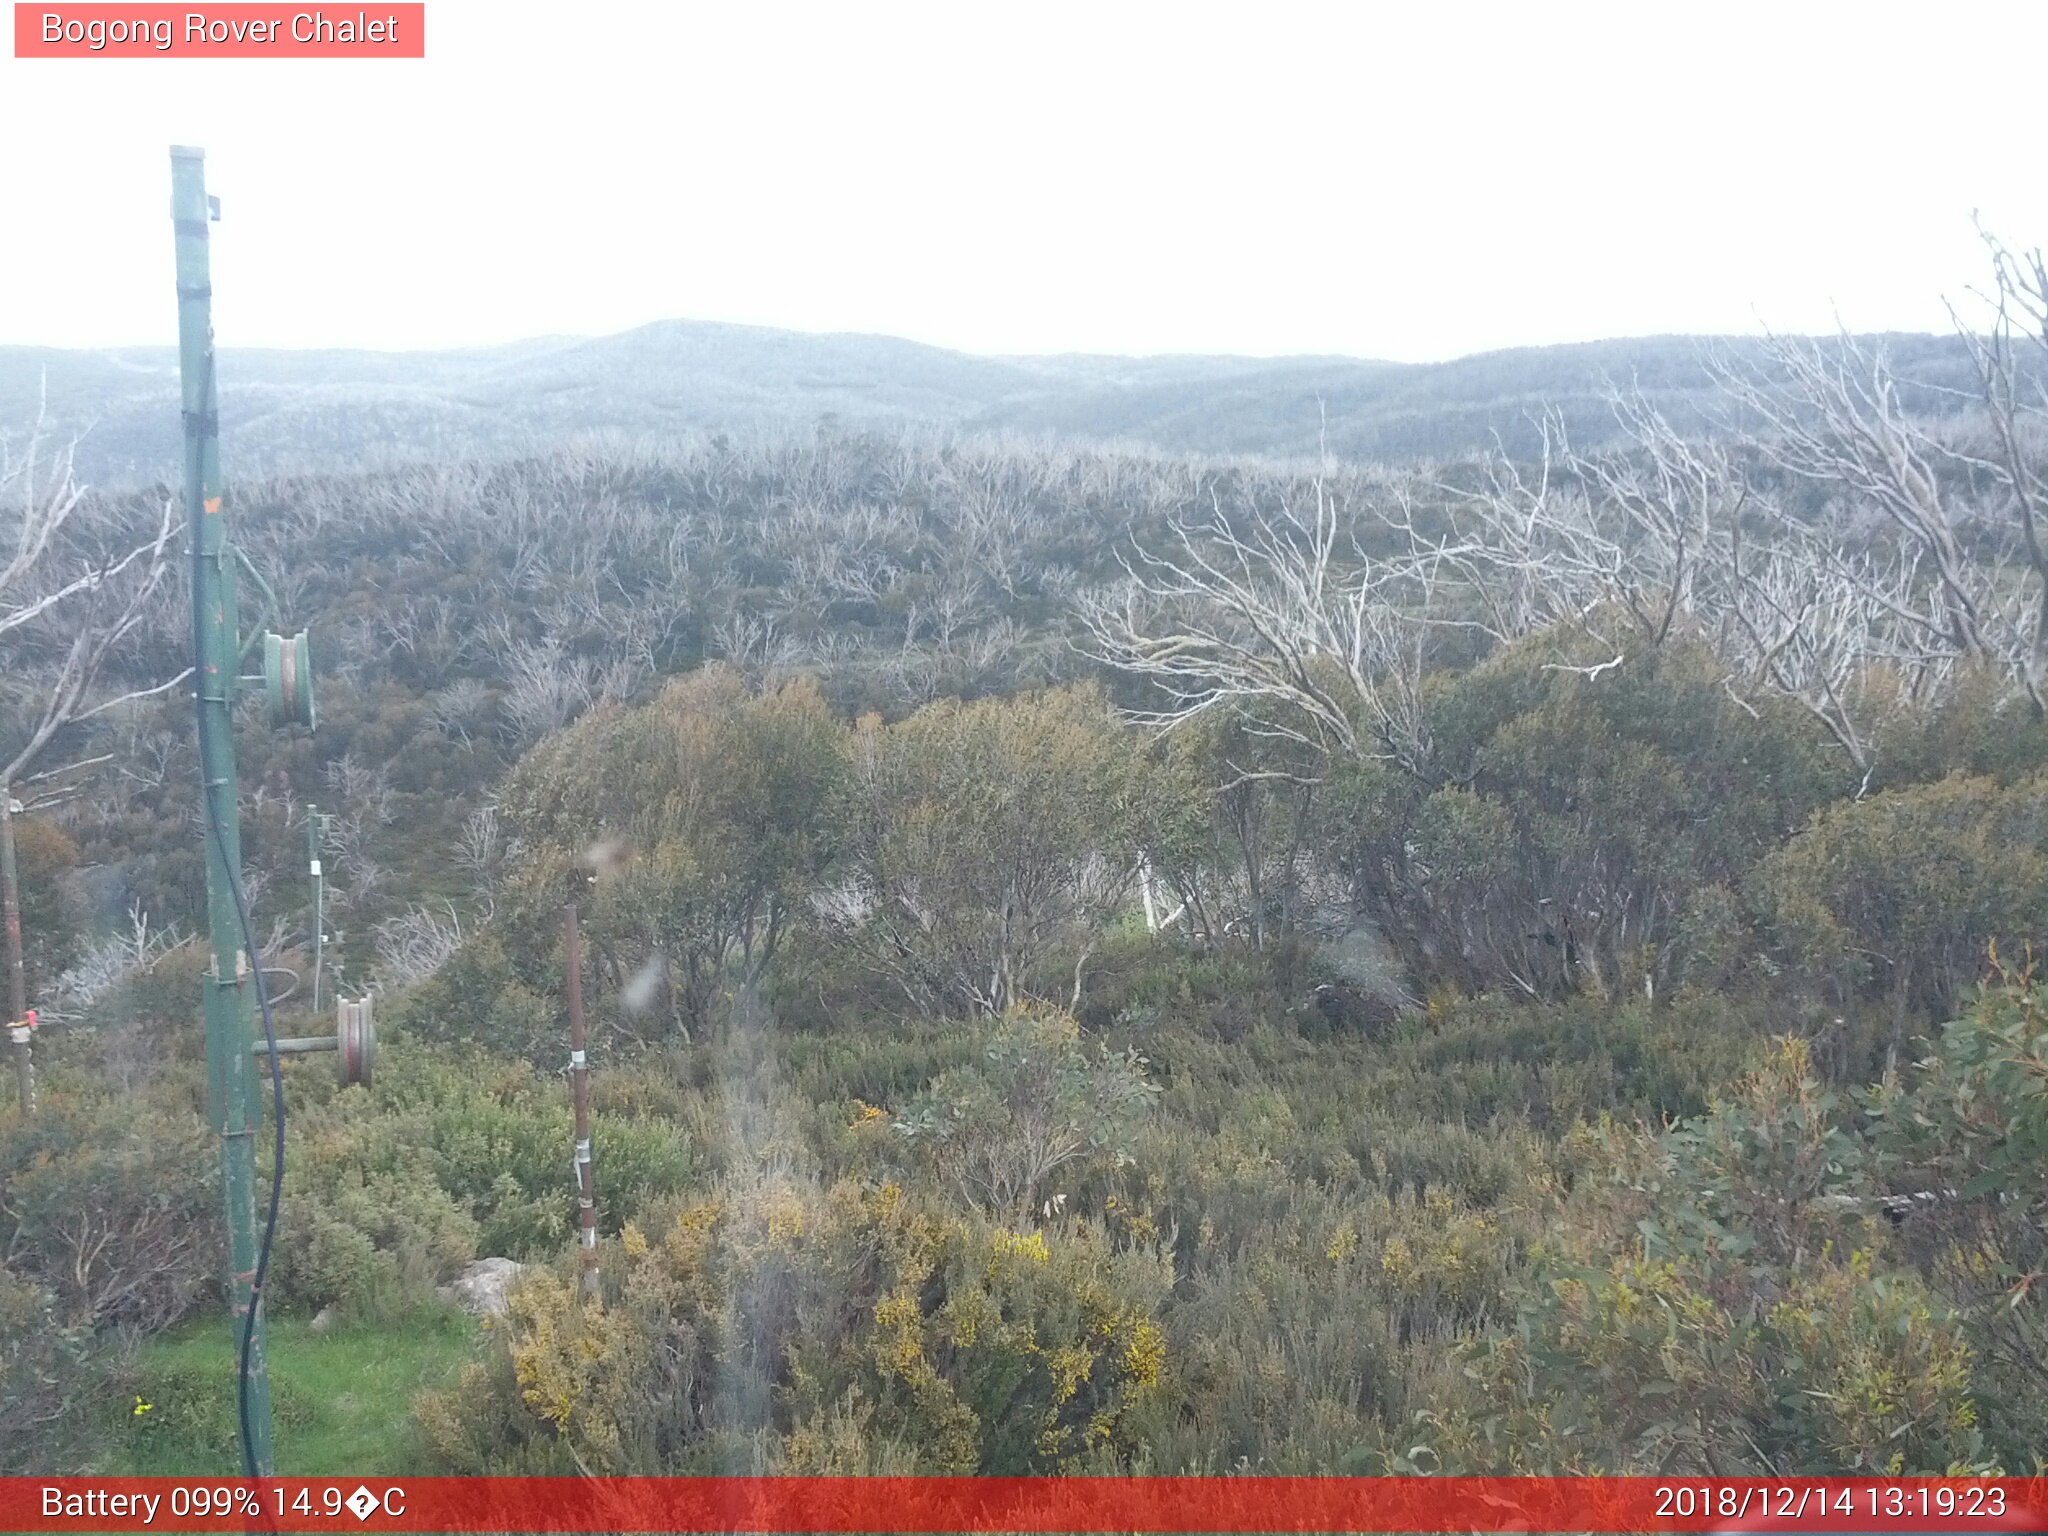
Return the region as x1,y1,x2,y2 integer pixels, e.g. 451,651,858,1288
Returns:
2,795,31,1115
308,804,325,1014
563,903,599,1296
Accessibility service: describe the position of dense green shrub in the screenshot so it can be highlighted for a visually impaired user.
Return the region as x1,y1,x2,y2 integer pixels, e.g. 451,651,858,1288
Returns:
1753,772,2048,1020
274,1040,693,1308
386,934,555,1059
1869,974,2048,1464
501,667,846,1036
1143,713,1323,953
1330,629,1847,1000
6,815,84,1001
273,1161,479,1318
1863,664,2048,792
0,1266,95,1473
1416,1040,1995,1475
889,1003,1157,1218
839,684,1184,1016
0,1082,217,1336
1079,931,1307,1044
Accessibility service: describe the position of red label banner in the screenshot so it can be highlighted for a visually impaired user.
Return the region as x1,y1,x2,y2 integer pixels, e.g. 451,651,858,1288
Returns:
13,4,425,57
3,1477,2047,1533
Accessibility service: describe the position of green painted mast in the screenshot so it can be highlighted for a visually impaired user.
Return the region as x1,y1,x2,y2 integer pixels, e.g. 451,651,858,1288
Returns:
171,144,275,1476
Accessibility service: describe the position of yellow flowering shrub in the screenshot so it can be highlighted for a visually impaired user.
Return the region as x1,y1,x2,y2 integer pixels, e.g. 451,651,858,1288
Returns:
420,1171,1171,1474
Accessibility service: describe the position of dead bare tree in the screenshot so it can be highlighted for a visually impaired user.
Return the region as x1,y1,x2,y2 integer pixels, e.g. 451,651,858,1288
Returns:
1412,423,1625,647
1710,334,2023,696
1555,388,1906,779
1558,394,1746,647
1949,219,2048,716
1,409,186,1108
454,804,506,911
1080,478,1434,777
370,901,465,990
1,426,186,796
497,637,602,746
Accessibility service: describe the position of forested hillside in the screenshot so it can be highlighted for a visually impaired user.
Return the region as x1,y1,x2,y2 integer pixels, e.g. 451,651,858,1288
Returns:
0,324,1993,484
4,292,2047,1478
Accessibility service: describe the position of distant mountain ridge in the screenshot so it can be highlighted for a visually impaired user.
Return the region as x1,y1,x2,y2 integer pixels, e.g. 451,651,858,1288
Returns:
0,320,1984,485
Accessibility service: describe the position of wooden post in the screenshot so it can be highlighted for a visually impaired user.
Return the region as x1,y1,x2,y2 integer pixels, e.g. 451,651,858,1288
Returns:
563,903,599,1296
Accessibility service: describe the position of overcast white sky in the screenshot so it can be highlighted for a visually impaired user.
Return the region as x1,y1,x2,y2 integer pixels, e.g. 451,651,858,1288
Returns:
3,0,2045,363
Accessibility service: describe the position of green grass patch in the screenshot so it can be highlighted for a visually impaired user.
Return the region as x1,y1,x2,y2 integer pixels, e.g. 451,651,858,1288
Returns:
99,1308,478,1476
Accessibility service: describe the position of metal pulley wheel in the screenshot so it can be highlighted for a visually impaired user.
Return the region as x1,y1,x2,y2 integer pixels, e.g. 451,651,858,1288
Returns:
337,998,375,1087
253,996,374,1087
263,629,315,729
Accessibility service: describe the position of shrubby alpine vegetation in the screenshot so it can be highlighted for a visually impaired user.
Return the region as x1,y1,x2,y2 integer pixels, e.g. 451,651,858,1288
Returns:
4,241,2047,1475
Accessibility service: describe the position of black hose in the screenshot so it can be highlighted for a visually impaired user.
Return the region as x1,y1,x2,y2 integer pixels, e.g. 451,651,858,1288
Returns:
188,348,287,1480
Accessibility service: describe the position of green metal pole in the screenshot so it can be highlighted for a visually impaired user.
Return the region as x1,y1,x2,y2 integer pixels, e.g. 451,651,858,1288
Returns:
171,144,275,1476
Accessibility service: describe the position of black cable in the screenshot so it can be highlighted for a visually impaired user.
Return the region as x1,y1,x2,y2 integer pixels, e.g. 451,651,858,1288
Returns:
188,346,287,1480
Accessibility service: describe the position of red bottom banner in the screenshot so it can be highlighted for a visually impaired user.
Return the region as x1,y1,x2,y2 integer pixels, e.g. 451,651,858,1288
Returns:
5,1477,2048,1534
